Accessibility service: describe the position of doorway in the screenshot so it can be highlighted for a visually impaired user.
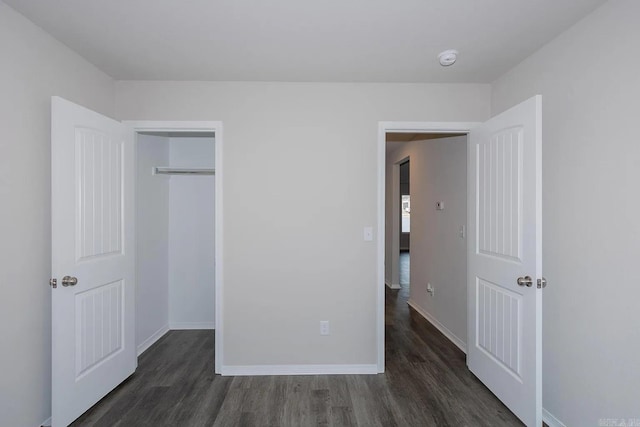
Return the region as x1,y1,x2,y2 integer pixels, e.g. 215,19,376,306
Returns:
376,122,478,370
135,130,215,358
377,98,543,426
127,121,224,374
399,160,410,290
383,130,469,359
51,99,226,425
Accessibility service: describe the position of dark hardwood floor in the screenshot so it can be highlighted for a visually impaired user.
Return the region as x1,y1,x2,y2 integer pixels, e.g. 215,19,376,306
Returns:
71,286,523,426
399,250,410,287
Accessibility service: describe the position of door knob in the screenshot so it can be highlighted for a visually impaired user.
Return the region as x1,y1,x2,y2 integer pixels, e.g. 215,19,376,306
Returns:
517,276,533,287
62,276,78,287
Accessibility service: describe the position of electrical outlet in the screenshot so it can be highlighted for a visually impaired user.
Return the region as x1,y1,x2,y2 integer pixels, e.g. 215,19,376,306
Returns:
320,321,330,336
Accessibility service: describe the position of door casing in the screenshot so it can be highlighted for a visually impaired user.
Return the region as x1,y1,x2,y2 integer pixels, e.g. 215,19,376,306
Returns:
386,155,410,290
125,120,224,374
376,121,480,372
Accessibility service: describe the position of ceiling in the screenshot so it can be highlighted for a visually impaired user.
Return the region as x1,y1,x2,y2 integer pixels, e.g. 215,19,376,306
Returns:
386,132,465,142
5,0,606,82
137,131,215,138
386,132,466,154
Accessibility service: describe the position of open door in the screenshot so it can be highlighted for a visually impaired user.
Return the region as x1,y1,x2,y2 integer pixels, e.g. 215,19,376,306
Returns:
467,95,542,426
51,97,136,426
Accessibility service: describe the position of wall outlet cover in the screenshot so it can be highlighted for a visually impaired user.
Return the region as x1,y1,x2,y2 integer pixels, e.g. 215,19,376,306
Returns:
320,320,330,335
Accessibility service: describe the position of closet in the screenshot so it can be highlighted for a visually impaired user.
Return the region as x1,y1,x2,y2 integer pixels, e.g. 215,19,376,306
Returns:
135,131,216,354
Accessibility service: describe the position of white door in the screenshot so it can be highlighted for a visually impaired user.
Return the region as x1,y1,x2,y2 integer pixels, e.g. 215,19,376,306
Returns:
51,97,136,427
467,95,542,426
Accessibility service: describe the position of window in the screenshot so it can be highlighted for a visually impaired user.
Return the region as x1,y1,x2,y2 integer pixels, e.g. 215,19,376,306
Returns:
401,195,410,233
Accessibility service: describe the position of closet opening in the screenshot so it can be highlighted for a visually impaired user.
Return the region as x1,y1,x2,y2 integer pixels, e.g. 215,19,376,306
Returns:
135,130,217,357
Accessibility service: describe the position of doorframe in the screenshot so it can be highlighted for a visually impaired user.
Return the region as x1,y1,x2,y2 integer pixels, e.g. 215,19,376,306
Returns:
124,120,224,374
376,121,480,372
387,155,409,290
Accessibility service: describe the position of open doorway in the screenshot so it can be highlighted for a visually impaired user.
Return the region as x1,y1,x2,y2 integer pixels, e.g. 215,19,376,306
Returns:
135,131,216,358
126,120,224,374
382,129,470,369
50,100,225,425
399,160,410,291
378,100,543,424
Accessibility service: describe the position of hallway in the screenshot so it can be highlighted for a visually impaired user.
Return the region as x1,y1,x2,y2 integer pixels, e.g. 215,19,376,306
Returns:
71,287,521,426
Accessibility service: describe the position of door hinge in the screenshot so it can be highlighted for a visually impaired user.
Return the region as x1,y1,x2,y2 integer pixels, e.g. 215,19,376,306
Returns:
50,278,57,289
537,277,547,289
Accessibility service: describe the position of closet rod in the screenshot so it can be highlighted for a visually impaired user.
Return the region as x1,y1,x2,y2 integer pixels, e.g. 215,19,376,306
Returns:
153,167,215,176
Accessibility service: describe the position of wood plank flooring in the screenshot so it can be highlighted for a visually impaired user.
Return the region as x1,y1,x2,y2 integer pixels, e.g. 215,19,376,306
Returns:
71,286,523,426
399,251,410,286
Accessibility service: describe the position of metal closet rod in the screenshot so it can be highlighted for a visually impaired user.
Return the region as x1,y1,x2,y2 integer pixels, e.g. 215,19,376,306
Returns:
153,167,215,176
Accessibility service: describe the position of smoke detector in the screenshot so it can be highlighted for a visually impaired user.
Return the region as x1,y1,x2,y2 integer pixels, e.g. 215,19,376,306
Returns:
438,49,459,67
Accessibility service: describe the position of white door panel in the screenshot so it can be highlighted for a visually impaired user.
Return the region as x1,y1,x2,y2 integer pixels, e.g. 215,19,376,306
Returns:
52,97,135,427
468,95,542,426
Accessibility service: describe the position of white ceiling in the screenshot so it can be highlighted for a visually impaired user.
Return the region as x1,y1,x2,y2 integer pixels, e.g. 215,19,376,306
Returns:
5,0,606,82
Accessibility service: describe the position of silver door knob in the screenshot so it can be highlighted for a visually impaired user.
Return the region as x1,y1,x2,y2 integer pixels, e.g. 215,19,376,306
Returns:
517,276,533,287
62,276,78,287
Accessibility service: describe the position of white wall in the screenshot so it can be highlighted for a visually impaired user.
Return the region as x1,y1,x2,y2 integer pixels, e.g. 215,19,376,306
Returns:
168,137,215,329
491,0,640,424
0,2,115,426
386,136,468,347
136,135,170,352
115,81,490,367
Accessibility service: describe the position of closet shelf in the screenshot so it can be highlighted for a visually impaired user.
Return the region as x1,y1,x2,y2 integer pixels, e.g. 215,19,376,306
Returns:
153,167,215,176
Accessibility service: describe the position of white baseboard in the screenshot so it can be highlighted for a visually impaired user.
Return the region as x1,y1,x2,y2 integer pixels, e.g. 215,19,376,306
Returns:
137,324,170,356
137,323,214,356
221,364,378,376
40,417,51,427
169,322,215,330
407,299,467,354
385,281,401,290
543,408,567,427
